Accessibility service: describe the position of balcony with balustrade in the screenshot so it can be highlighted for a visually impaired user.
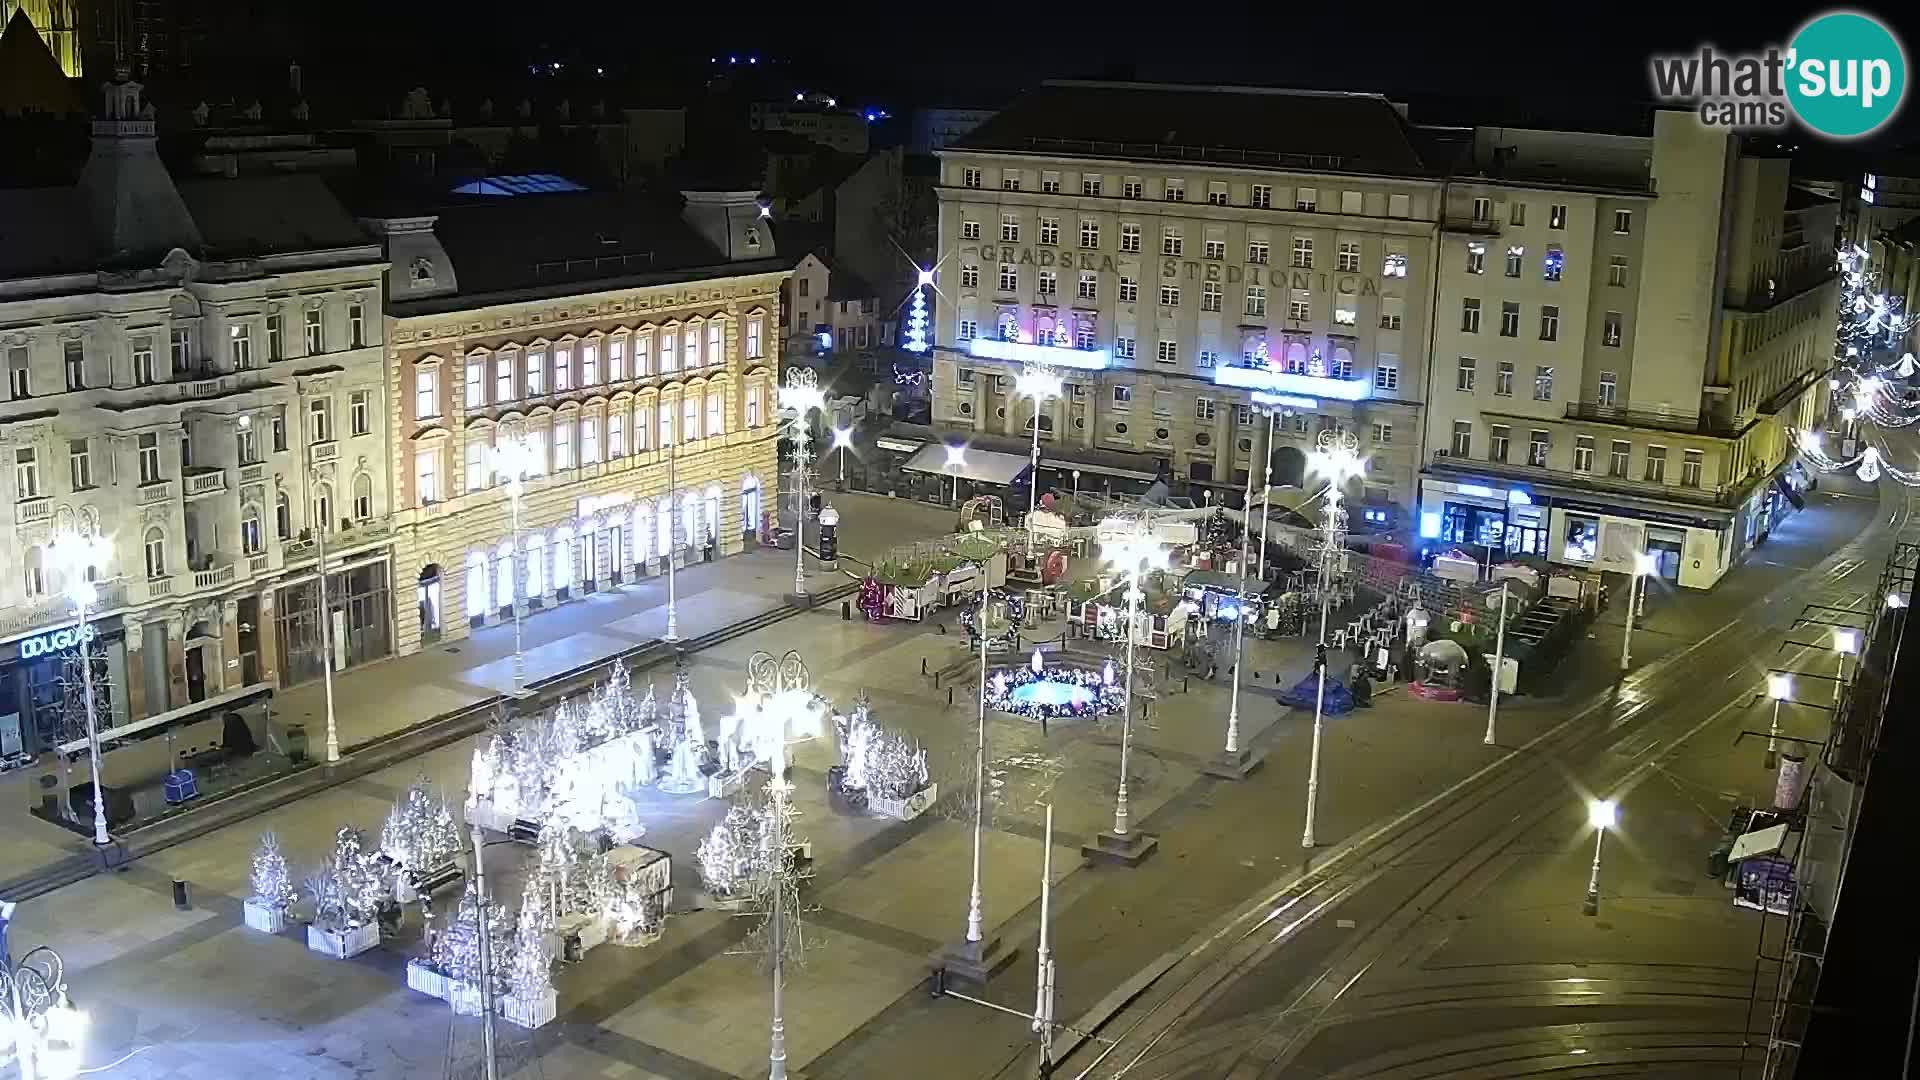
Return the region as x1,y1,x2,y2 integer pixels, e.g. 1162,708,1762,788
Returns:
15,496,51,525
183,467,228,500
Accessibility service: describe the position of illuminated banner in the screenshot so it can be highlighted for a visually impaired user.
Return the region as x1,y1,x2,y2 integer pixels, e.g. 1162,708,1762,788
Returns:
1250,392,1319,411
21,623,97,660
967,339,1110,370
1213,364,1372,401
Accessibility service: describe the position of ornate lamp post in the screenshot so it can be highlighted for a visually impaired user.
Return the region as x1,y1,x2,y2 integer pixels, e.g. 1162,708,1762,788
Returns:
780,369,826,601
1301,430,1363,850
665,434,679,641
491,429,544,695
1014,365,1063,552
0,944,86,1080
1582,798,1617,916
45,530,113,847
1087,518,1168,865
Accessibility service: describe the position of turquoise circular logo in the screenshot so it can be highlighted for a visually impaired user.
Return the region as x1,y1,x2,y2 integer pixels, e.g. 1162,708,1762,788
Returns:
1787,11,1907,138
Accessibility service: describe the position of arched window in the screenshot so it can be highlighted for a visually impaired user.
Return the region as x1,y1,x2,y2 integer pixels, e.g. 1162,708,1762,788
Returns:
241,504,263,555
465,550,488,618
144,527,167,578
494,542,513,610
1284,341,1308,374
353,472,374,520
740,474,761,538
275,491,291,539
524,531,545,597
312,481,334,534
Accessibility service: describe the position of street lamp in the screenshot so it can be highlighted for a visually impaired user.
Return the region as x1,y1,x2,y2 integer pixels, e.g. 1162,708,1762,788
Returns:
1582,798,1618,916
664,433,679,641
944,443,968,505
1618,552,1659,671
1211,460,1257,776
780,369,826,601
1833,627,1859,707
1483,580,1511,747
1,943,86,1080
1100,520,1170,853
491,430,544,695
1070,469,1081,520
1014,366,1063,552
1301,431,1363,850
44,530,113,847
1765,673,1793,769
1253,406,1286,583
831,425,854,486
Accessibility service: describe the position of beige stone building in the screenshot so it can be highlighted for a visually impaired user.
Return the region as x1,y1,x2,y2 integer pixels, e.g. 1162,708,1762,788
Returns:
362,188,787,657
930,81,1439,516
1420,113,1838,589
0,74,393,756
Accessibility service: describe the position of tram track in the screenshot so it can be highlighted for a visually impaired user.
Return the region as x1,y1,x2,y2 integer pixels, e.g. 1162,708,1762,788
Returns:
1068,489,1913,1080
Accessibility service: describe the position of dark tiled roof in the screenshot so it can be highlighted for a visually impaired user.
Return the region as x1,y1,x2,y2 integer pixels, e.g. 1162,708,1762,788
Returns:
952,81,1434,177
1785,185,1839,211
177,174,374,258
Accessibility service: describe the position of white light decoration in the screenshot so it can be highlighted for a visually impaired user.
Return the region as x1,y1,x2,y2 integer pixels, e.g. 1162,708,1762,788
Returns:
968,337,1111,369
903,272,931,354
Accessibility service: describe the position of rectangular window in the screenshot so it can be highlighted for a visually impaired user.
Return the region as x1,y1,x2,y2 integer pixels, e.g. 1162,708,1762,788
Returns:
1119,276,1138,303
1375,359,1399,391
309,397,332,443
133,337,157,384
170,327,191,373
1196,349,1218,369
636,333,654,376
1500,302,1520,337
1291,236,1314,268
349,302,367,348
1549,204,1568,229
1001,213,1020,242
416,445,439,503
1070,271,1096,301
1077,325,1096,351
1461,298,1481,333
1603,311,1623,347
1251,184,1272,209
1041,172,1061,194
1682,449,1704,488
227,325,250,370
1164,178,1185,202
1539,305,1560,341
1288,291,1311,322
1340,190,1363,215
1457,356,1477,392
1383,250,1407,278
1245,285,1266,316
1542,246,1565,282
1116,336,1135,359
962,220,981,240
1505,246,1524,277
1371,422,1393,444
303,308,323,353
582,341,600,384
1039,270,1058,296
266,314,283,361
683,395,700,441
1201,282,1222,311
1534,365,1554,401
13,448,38,499
1039,217,1059,245
1002,173,1021,192
608,412,626,457
1120,224,1141,253
1489,424,1511,462
1472,197,1492,223
1613,209,1632,234
1081,176,1102,196
958,319,978,340
1466,243,1486,274
414,368,438,419
1333,303,1356,326
1162,227,1183,256
1113,385,1133,408
963,167,981,189
1574,436,1594,472
1528,429,1550,466
1608,440,1630,477
496,354,515,400
1510,201,1528,226
1598,370,1617,406
1644,444,1666,482
1207,183,1228,206
581,416,600,463
1080,219,1099,248
1337,242,1360,272
746,318,763,359
138,433,161,483
999,264,1018,292
1495,361,1514,396
526,349,547,394
1124,178,1143,199
1608,256,1629,287
608,337,626,381
466,360,485,407
351,390,371,435
68,438,91,490
1380,296,1403,330
465,438,489,492
1295,187,1317,211
1451,421,1472,457
1195,397,1216,421
1156,339,1178,364
554,420,574,469
1152,390,1174,417
6,348,28,399
271,408,286,452
555,344,576,389
1160,284,1180,307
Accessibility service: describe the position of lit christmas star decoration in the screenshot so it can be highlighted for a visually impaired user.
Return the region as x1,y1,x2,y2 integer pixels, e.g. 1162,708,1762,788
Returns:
903,268,932,354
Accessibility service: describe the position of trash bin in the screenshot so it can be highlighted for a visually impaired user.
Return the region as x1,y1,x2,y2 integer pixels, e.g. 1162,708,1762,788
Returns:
286,724,309,764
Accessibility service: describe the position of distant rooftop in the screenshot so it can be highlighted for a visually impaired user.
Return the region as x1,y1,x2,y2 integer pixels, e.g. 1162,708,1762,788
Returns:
950,81,1434,177
449,173,587,197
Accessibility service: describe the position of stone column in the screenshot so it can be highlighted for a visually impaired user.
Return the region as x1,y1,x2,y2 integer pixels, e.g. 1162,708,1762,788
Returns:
123,621,148,720
257,586,282,686
219,598,242,695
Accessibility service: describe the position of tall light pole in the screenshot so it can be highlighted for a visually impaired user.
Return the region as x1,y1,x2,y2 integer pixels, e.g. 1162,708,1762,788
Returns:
1070,469,1081,520
780,368,825,601
1253,407,1283,583
298,387,341,764
1618,552,1657,672
1301,430,1363,850
1014,365,1063,553
1582,798,1617,916
1765,673,1792,769
469,825,498,1080
831,425,853,487
945,444,967,506
1091,519,1169,863
1482,580,1510,746
46,531,112,847
964,553,991,945
1209,459,1257,778
1033,802,1057,1075
491,429,543,694
664,436,679,642
1832,627,1859,707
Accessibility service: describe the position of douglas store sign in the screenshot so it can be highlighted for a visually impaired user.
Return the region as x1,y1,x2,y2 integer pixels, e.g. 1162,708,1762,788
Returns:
18,624,98,660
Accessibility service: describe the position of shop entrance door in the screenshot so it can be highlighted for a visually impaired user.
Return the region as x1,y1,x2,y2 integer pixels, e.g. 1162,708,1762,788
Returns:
185,646,207,703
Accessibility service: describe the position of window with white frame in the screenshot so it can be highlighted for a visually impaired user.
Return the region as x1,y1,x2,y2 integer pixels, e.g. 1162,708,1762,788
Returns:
1495,361,1514,396
637,404,654,449
242,505,263,554
1549,203,1568,229
1041,171,1061,193
1333,302,1356,326
1375,357,1399,391
133,336,157,384
1195,397,1216,421
1471,196,1492,223
1202,281,1222,311
1079,219,1099,248
1539,305,1560,341
554,419,574,468
1613,209,1632,234
416,445,440,503
1292,236,1313,268
1248,240,1270,264
415,367,438,419
581,416,600,463
1603,311,1623,347
496,353,515,400
999,264,1018,292
1500,301,1520,337
1644,444,1666,481
1001,213,1020,242
1529,429,1550,466
466,359,485,407
1295,187,1317,211
662,330,681,373
303,308,323,353
1245,285,1266,316
69,437,91,489
963,167,981,188
1251,184,1272,208
1078,272,1097,300
1466,242,1486,274
1120,223,1141,252
1037,269,1057,297
682,326,699,369
1197,349,1219,368
1338,242,1360,272
1156,339,1177,364
1682,449,1703,487
1456,356,1477,392
266,315,283,361
1608,439,1630,476
1383,249,1407,278
1164,178,1185,201
958,319,977,340
144,527,166,578
962,220,981,240
1288,291,1310,321
1451,421,1472,456
1116,336,1135,359
308,396,332,442
707,391,724,437
527,348,548,393
1003,172,1021,191
1461,298,1481,333
746,318,763,359
1372,422,1393,444
682,395,700,441
1505,245,1524,277
169,327,190,374
1205,238,1225,260
1380,296,1404,330
582,340,600,384
1076,324,1095,350
1598,370,1618,406
1112,385,1133,407
1608,256,1629,287
1160,284,1180,307
608,413,626,457
1207,182,1228,206
1082,176,1102,196
351,390,371,435
138,432,160,483
1039,216,1059,245
349,302,367,347
1124,177,1143,198
230,323,252,368
608,336,626,380
14,447,38,498
1534,365,1555,401
1574,436,1594,471
465,438,487,492
1489,424,1510,462
1161,226,1182,256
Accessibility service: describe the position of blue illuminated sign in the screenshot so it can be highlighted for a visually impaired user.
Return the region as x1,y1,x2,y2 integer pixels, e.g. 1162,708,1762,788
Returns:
1212,364,1373,401
1250,392,1319,411
20,624,97,660
967,338,1111,370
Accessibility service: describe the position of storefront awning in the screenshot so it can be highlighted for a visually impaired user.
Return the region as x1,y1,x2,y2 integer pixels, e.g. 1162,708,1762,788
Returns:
901,444,1032,486
1038,457,1159,482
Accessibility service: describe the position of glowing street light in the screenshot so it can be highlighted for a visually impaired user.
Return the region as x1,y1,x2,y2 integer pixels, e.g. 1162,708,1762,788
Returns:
1619,552,1659,672
1014,366,1064,552
1765,673,1793,768
491,430,544,694
1301,431,1364,850
831,425,854,485
1833,627,1859,707
45,530,113,847
1100,520,1171,853
1211,454,1258,777
944,443,968,504
1,943,86,1080
781,369,826,600
1582,798,1618,916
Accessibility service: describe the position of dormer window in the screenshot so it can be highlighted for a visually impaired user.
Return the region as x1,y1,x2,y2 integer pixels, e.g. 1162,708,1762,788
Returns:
745,227,761,249
410,257,435,287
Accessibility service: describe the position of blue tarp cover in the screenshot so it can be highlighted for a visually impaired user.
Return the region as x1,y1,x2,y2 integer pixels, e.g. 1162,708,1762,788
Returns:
1279,673,1354,715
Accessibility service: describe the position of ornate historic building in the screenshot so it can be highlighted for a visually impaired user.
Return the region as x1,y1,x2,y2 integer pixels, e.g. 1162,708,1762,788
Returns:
363,184,787,658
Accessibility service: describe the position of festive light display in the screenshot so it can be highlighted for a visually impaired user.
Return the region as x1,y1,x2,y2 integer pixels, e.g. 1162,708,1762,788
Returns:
982,651,1127,721
306,827,390,931
903,274,931,354
834,694,929,804
381,783,462,884
430,880,516,997
250,831,294,910
696,801,763,901
657,658,710,795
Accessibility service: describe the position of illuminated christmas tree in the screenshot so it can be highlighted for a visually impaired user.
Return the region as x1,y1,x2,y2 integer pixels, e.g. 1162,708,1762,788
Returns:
903,283,930,354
